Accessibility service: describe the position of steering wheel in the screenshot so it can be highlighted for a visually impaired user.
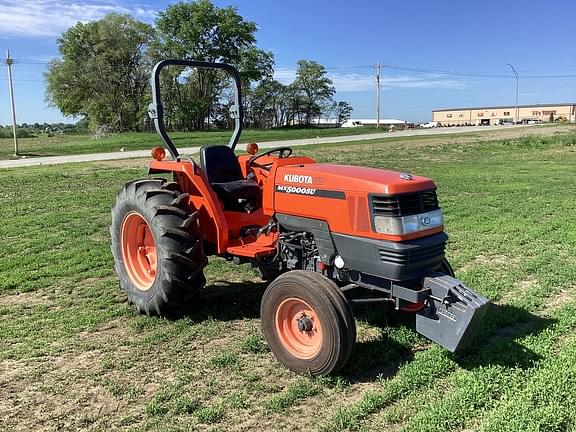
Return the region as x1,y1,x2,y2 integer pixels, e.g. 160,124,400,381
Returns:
248,147,293,171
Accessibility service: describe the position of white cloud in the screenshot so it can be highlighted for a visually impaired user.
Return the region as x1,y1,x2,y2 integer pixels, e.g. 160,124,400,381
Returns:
22,54,58,63
380,74,464,90
334,72,463,92
330,73,374,92
0,0,157,37
273,68,296,84
274,68,463,92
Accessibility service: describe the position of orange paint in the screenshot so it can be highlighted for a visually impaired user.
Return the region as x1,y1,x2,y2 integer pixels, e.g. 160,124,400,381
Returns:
275,297,323,359
120,212,157,290
148,150,441,259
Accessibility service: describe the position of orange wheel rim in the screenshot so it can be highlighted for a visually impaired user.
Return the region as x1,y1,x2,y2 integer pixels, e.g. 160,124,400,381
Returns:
275,297,323,359
120,212,157,291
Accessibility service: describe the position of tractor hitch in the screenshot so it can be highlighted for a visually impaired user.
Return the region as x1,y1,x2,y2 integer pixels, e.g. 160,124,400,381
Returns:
416,274,489,352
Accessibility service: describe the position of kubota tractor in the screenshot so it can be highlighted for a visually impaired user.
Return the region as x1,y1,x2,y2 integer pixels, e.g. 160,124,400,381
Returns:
110,60,489,375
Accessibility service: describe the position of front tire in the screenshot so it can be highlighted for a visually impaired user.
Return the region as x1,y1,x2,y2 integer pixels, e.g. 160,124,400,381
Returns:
260,271,356,375
110,178,207,317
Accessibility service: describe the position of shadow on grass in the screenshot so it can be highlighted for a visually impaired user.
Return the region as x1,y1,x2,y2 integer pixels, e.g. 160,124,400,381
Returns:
454,303,555,371
183,280,415,382
341,335,414,383
180,280,553,381
185,280,268,322
339,301,554,382
340,303,416,382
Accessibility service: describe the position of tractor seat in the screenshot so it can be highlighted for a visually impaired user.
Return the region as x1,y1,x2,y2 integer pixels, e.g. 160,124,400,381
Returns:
199,145,260,210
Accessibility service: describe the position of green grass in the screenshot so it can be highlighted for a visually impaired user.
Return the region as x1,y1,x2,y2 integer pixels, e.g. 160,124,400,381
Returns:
1,123,568,160
1,129,576,430
0,126,390,159
264,377,320,412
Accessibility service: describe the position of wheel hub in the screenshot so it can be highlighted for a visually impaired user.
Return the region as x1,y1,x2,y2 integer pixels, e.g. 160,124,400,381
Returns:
297,314,314,333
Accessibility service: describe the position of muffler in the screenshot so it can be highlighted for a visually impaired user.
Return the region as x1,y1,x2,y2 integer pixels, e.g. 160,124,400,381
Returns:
416,274,489,352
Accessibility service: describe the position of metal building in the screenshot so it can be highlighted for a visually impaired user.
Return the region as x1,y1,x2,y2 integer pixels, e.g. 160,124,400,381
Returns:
432,103,575,126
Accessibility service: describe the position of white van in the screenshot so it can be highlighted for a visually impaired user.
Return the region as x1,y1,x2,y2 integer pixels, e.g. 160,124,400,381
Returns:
341,120,363,128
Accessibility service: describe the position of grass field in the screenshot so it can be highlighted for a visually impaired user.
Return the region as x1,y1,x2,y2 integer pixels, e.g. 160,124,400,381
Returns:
2,129,576,431
0,126,391,160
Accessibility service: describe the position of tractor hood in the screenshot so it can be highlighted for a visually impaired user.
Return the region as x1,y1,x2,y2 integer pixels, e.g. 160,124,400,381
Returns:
271,162,441,242
275,163,436,195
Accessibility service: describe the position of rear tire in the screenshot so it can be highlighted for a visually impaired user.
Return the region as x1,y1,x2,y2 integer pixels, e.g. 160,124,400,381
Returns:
110,178,207,317
260,270,356,375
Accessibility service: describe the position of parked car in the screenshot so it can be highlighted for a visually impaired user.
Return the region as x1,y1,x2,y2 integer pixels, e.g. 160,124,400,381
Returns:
419,121,439,128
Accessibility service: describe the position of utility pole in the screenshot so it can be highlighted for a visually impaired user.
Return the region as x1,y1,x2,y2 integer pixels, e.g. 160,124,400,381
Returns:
5,50,18,156
375,62,381,129
506,63,519,124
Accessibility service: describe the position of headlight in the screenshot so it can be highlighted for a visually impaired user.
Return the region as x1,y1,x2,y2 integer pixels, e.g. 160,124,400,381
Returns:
374,209,444,235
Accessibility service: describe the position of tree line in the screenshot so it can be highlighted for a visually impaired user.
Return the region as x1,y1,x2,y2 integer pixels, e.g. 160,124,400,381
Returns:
45,0,352,133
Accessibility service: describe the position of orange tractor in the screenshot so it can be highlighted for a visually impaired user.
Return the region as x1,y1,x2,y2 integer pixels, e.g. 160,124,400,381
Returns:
110,60,488,375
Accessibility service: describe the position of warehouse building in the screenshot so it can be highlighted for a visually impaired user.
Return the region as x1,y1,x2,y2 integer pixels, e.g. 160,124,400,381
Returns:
432,103,575,126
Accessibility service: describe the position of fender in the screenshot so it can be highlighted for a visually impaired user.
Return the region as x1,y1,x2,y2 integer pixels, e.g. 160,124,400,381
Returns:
148,159,229,253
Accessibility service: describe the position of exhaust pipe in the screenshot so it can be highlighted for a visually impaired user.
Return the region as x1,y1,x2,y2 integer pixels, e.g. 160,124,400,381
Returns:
416,274,489,352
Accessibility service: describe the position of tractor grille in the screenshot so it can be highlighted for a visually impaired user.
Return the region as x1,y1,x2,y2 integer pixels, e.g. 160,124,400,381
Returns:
371,189,439,217
379,241,446,266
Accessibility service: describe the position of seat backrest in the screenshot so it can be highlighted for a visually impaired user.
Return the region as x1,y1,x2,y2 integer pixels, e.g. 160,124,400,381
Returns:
199,145,244,184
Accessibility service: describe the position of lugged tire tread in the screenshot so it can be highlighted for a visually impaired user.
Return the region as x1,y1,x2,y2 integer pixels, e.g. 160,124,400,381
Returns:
110,178,207,318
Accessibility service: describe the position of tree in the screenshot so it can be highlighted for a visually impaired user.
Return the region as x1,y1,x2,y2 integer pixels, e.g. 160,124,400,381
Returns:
334,101,353,123
45,14,153,131
292,60,335,126
152,0,273,130
244,79,295,128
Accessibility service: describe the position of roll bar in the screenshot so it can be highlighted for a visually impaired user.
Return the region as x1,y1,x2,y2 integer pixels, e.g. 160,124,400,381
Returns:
148,59,244,160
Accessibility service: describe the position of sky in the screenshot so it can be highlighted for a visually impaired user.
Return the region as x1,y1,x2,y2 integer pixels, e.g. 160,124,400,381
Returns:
0,0,575,124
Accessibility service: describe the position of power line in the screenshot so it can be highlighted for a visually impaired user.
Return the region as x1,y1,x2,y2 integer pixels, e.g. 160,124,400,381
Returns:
9,57,576,79
379,63,576,79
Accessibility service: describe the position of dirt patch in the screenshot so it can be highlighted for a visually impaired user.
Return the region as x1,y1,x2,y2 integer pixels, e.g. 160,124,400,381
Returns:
0,359,38,390
0,311,306,431
497,277,539,306
0,351,124,431
459,254,517,273
545,287,575,311
69,275,118,290
0,318,164,431
0,291,50,307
